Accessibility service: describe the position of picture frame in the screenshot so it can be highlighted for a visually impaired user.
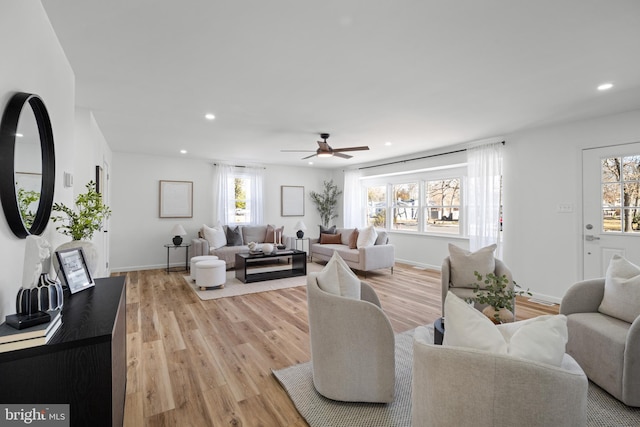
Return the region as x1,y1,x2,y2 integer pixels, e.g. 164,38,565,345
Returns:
55,247,95,294
159,180,193,218
281,185,304,216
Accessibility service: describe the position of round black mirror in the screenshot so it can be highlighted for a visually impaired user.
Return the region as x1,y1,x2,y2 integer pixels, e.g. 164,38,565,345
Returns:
0,92,55,238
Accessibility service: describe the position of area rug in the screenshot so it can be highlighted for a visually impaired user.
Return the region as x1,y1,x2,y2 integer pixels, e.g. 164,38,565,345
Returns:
273,329,640,427
184,262,323,300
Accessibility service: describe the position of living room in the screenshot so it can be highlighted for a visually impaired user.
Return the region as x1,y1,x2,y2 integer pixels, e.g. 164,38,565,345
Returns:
1,1,640,425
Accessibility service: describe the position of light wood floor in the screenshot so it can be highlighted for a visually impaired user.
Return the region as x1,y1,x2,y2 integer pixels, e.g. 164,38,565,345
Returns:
117,263,558,427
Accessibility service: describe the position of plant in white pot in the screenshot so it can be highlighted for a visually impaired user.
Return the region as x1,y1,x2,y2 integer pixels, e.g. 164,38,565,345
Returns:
51,181,111,275
470,271,531,324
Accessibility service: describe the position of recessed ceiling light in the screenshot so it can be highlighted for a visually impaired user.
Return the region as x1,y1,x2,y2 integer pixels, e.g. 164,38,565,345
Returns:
205,113,215,120
308,161,314,165
597,82,613,91
180,149,187,154
385,141,392,146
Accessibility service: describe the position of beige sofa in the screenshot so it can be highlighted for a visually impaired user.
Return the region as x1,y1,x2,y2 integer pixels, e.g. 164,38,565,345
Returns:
191,225,290,269
309,228,395,275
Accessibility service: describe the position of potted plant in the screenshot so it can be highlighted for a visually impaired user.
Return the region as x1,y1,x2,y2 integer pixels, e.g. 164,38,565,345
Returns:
309,179,342,227
51,181,111,274
470,271,531,323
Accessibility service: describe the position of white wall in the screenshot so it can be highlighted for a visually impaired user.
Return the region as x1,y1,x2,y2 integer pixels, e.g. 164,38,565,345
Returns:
0,1,75,319
109,153,331,271
503,109,640,302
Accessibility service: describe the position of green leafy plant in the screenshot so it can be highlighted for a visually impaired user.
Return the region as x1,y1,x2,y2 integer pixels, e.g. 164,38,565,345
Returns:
309,179,342,227
51,181,112,240
470,271,532,323
17,187,40,229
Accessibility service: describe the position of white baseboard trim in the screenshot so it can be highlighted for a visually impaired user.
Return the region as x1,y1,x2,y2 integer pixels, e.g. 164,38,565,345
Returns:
110,263,167,273
527,292,562,305
395,258,441,271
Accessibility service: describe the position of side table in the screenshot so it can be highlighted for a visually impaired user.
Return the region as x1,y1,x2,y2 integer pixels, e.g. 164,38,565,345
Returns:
294,237,310,259
164,243,190,273
434,317,445,345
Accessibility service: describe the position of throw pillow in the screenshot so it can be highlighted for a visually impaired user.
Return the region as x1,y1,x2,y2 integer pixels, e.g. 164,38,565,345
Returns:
375,230,389,245
202,223,226,249
443,292,568,367
598,254,640,323
348,228,359,249
320,233,342,244
225,226,243,246
448,243,497,288
264,224,284,244
319,225,337,237
442,291,507,353
316,252,361,299
356,226,378,248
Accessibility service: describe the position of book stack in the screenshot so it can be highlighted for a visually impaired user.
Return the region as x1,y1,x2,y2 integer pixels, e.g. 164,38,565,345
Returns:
0,310,62,353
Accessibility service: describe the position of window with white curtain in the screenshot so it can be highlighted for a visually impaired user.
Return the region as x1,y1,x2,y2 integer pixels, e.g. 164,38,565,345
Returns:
213,164,264,225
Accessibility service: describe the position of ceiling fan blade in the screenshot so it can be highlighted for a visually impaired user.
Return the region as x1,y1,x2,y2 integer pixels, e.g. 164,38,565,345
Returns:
334,152,353,159
317,141,331,151
332,146,370,152
301,153,317,159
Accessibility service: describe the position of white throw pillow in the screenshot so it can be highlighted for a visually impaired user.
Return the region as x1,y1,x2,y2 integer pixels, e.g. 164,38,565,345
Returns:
442,291,507,354
202,223,226,249
356,226,378,249
498,315,568,367
598,254,640,323
443,292,568,367
448,243,496,288
316,252,361,300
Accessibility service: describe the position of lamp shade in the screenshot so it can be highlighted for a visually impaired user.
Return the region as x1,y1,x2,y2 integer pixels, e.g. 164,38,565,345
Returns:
170,224,187,236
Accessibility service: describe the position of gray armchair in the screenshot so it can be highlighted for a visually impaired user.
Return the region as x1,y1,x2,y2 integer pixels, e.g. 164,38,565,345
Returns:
560,278,640,406
306,272,395,403
441,256,514,318
412,326,588,426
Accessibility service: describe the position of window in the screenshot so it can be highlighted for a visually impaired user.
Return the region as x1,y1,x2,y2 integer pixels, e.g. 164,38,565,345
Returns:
366,185,386,227
601,156,640,233
392,182,418,231
363,171,463,235
424,178,460,234
232,176,251,224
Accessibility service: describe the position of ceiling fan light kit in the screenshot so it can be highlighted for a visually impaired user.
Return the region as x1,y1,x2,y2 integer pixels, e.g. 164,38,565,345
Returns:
282,133,369,160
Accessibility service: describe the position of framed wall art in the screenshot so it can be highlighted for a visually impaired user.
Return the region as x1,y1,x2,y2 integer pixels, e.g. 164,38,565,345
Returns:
159,180,193,218
56,247,95,294
281,185,304,216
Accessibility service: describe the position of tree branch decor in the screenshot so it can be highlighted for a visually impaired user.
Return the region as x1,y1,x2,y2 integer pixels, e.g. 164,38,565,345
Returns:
51,181,112,241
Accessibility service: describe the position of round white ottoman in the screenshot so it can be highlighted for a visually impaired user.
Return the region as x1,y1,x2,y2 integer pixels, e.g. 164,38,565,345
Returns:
195,260,226,290
190,255,219,281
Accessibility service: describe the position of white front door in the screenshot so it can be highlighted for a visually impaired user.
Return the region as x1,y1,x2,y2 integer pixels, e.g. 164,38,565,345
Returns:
582,143,640,279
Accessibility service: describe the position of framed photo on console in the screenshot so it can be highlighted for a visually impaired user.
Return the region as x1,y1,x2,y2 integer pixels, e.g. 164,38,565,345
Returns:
56,247,95,294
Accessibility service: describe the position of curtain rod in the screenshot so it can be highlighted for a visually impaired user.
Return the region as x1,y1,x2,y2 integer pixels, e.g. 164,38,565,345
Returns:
213,163,266,169
357,141,504,171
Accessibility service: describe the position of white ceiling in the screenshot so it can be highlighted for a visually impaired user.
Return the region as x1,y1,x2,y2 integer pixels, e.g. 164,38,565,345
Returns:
41,0,640,168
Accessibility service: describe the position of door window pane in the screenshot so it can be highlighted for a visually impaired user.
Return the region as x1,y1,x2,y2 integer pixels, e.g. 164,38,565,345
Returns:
601,156,640,233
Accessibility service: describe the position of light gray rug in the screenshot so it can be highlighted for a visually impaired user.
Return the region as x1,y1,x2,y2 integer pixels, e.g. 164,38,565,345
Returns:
273,329,640,427
184,262,323,300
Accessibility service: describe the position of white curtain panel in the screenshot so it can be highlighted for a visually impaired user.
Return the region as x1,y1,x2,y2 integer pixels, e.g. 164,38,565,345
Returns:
343,169,363,228
250,166,265,225
467,142,503,256
213,163,234,224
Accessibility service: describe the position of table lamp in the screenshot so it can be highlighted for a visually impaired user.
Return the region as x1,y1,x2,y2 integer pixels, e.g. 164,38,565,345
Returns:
294,220,307,238
171,224,187,245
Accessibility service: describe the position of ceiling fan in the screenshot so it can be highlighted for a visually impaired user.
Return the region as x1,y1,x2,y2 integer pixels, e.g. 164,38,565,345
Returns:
281,133,370,159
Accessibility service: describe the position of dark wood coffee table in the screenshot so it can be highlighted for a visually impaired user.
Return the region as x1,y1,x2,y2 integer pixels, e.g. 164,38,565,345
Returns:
235,249,307,283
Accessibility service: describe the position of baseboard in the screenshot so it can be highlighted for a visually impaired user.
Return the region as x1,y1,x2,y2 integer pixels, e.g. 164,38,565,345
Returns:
395,258,440,271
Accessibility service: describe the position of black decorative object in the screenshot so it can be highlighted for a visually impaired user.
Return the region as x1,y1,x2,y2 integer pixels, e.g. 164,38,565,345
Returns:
172,235,183,245
0,92,55,238
16,274,64,314
296,230,304,238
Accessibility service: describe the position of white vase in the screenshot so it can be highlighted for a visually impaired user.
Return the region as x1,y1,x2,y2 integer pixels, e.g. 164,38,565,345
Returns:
53,240,99,277
261,243,274,254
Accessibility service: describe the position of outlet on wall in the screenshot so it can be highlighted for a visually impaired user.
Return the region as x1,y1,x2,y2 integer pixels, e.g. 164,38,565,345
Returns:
557,203,574,213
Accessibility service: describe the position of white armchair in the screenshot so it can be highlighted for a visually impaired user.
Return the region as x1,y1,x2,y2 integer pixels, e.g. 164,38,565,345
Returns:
306,272,395,403
412,326,588,426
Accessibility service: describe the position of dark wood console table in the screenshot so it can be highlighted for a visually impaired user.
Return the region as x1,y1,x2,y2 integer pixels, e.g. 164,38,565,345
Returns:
0,276,126,427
